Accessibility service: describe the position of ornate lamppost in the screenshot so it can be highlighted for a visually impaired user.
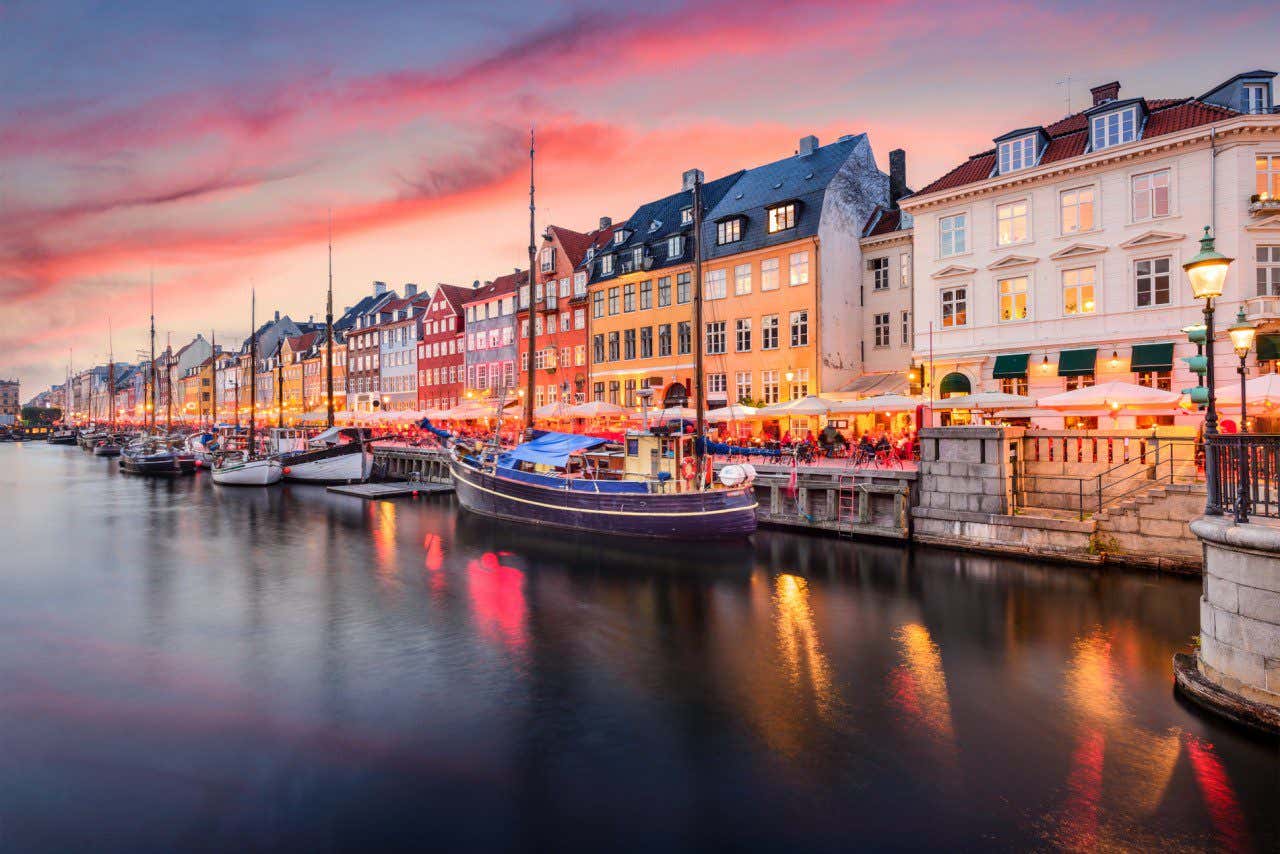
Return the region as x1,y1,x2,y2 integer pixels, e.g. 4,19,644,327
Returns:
1183,226,1233,516
1228,307,1257,524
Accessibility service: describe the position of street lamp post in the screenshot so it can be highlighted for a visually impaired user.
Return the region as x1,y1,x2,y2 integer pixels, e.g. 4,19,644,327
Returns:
1183,226,1234,517
1229,307,1257,524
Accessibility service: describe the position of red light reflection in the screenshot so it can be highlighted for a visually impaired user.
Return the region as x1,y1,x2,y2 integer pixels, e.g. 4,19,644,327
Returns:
1186,735,1249,852
467,551,526,651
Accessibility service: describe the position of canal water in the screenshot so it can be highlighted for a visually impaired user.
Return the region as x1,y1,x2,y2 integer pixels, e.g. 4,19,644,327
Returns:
1,443,1276,852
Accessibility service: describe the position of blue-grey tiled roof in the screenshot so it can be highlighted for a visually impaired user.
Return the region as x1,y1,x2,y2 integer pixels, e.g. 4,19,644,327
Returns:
585,170,743,285
701,134,871,262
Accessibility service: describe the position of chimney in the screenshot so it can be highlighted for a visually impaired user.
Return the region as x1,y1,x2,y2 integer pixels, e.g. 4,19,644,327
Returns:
889,149,907,209
681,168,704,191
798,134,819,156
274,310,280,322
473,279,480,288
598,216,612,230
373,280,387,296
1090,81,1121,106
404,283,417,297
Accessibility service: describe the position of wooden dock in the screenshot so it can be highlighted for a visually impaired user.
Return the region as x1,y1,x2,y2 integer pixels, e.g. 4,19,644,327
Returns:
326,481,454,499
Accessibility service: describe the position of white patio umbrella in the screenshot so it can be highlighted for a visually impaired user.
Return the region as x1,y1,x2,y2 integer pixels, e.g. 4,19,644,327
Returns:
1216,373,1280,406
830,394,922,413
930,391,1034,411
534,401,576,419
756,394,841,416
707,403,759,419
653,405,698,421
1037,381,1180,412
566,400,629,418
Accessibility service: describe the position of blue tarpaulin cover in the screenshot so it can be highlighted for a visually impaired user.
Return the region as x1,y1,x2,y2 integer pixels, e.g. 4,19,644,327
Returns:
498,431,608,468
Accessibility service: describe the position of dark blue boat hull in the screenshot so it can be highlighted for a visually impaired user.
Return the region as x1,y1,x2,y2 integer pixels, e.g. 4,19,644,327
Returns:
448,456,757,540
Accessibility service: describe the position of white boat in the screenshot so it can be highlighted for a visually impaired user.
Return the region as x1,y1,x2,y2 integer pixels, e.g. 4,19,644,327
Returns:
275,427,373,485
185,432,218,464
211,452,282,486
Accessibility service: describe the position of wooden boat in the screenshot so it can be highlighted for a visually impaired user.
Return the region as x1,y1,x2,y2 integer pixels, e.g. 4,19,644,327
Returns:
211,452,282,486
447,430,757,540
120,439,179,476
91,436,123,457
276,427,373,485
48,427,78,445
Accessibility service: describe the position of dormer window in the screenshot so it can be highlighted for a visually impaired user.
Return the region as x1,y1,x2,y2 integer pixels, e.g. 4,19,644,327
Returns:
667,235,684,257
632,247,644,266
613,230,627,246
1090,107,1137,150
600,254,614,275
1245,83,1270,115
680,207,693,225
998,135,1037,173
716,218,742,245
767,203,796,233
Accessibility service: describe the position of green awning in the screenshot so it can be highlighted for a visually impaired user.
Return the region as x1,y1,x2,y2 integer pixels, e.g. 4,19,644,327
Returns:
939,372,971,396
1056,348,1097,377
1130,342,1174,372
1257,334,1280,362
991,353,1030,379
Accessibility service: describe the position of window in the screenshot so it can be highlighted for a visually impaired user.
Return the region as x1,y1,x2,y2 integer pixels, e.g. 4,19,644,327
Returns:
608,381,620,404
868,257,889,291
789,310,809,347
900,252,911,289
939,213,967,256
767,203,796,233
639,280,652,310
593,335,604,363
592,290,604,319
789,252,809,286
998,276,1029,321
677,321,691,355
706,321,727,355
540,247,555,273
1136,370,1172,391
658,324,672,357
1257,155,1280,199
1135,257,1171,307
613,230,627,246
607,287,619,315
593,382,604,402
676,273,691,304
575,345,586,366
600,254,614,275
707,373,727,395
574,309,585,330
790,368,809,399
1065,373,1095,391
1062,267,1096,315
761,370,779,405
735,371,752,402
658,276,672,307
901,310,911,346
624,329,636,360
871,313,890,348
1090,107,1137,150
640,326,653,358
735,318,752,352
759,257,780,292
998,135,1037,173
623,283,635,312
1258,246,1280,296
999,376,1029,396
940,287,967,328
1060,187,1095,234
733,263,752,296
607,332,619,361
1131,169,1170,221
574,272,588,297
717,219,741,245
761,315,779,350
624,379,637,408
1245,84,1269,115
996,200,1029,246
680,207,693,225
667,236,684,258
704,269,726,300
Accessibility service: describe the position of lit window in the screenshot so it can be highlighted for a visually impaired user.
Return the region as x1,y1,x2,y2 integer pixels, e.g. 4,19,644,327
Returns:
600,254,614,275
1257,155,1280,200
735,371,752,402
1000,376,1028,396
680,207,693,225
1135,257,1171,307
734,263,752,296
998,276,1029,321
667,235,683,258
704,269,727,300
761,370,779,404
1060,187,1095,233
717,219,741,245
940,287,967,328
767,204,796,233
998,135,1037,173
1090,107,1137,150
1062,267,1096,315
789,252,809,286
939,213,967,256
761,258,780,291
996,200,1028,246
1131,170,1170,220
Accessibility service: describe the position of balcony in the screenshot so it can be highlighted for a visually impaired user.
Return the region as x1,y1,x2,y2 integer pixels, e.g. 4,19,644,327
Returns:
1249,194,1280,216
1245,294,1280,321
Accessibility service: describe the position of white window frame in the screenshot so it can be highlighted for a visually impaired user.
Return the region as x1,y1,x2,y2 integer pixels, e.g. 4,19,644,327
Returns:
734,263,752,296
1258,246,1280,296
995,199,1030,247
1245,83,1269,115
1134,255,1173,309
761,257,780,291
939,212,968,258
1130,168,1171,222
868,256,889,290
1061,266,1097,316
788,251,810,286
940,286,967,328
1090,106,1137,151
998,135,1037,173
1059,185,1097,235
1256,154,1280,200
873,313,890,348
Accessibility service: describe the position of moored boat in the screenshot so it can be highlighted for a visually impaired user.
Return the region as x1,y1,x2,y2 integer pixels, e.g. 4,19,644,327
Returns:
48,427,78,445
276,427,373,484
211,452,282,486
120,439,180,476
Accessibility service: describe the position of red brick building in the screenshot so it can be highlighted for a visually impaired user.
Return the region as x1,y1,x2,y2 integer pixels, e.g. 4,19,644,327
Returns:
416,283,475,411
517,220,617,407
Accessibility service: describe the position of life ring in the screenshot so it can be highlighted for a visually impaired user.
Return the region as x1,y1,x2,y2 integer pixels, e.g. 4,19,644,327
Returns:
681,457,697,481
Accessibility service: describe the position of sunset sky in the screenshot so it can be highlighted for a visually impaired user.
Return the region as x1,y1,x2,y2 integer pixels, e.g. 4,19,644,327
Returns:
3,0,1275,392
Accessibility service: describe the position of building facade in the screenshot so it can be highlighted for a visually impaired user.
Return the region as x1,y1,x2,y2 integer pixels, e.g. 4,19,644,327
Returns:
851,202,916,396
0,379,18,425
375,286,429,412
346,282,398,412
417,283,474,411
463,271,525,399
901,71,1280,428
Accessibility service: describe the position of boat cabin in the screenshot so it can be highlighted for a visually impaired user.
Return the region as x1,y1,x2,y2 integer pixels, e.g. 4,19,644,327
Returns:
622,431,696,482
269,428,308,455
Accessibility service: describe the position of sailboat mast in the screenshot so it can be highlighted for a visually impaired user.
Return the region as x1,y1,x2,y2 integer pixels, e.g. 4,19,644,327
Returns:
692,173,706,482
276,336,284,429
165,331,172,432
108,319,115,432
149,273,156,433
249,291,257,452
523,127,536,431
326,211,335,428
210,329,217,428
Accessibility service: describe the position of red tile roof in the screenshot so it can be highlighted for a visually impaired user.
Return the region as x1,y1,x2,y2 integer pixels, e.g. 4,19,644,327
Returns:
464,269,528,305
917,97,1239,197
547,225,595,269
863,207,907,238
432,283,478,313
287,332,318,353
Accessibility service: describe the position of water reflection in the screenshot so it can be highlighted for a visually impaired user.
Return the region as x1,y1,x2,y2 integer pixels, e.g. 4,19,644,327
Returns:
0,444,1275,853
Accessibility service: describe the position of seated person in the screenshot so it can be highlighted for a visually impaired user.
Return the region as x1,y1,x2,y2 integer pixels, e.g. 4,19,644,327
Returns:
818,423,845,453
857,433,875,456
874,433,893,454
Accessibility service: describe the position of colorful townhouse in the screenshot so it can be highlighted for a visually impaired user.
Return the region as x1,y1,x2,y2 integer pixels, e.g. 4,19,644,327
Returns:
417,283,475,412
463,270,525,399
852,172,916,397
900,70,1280,428
300,328,346,416
280,332,317,421
375,285,431,412
346,282,398,412
518,220,616,407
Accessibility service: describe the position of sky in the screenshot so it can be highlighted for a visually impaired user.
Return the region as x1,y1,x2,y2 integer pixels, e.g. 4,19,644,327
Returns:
2,0,1277,393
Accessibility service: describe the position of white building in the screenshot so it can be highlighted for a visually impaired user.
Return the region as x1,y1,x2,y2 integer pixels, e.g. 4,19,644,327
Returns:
901,71,1280,429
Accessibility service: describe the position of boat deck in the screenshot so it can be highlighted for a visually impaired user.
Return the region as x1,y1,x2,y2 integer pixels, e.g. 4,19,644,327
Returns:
325,481,454,499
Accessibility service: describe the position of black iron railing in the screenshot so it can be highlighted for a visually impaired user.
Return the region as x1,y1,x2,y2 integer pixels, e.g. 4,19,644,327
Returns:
1207,434,1280,522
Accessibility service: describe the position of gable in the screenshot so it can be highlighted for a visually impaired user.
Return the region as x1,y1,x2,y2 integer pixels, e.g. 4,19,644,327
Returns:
1049,243,1108,260
1119,230,1183,250
931,264,977,279
987,254,1038,270
1244,214,1280,232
